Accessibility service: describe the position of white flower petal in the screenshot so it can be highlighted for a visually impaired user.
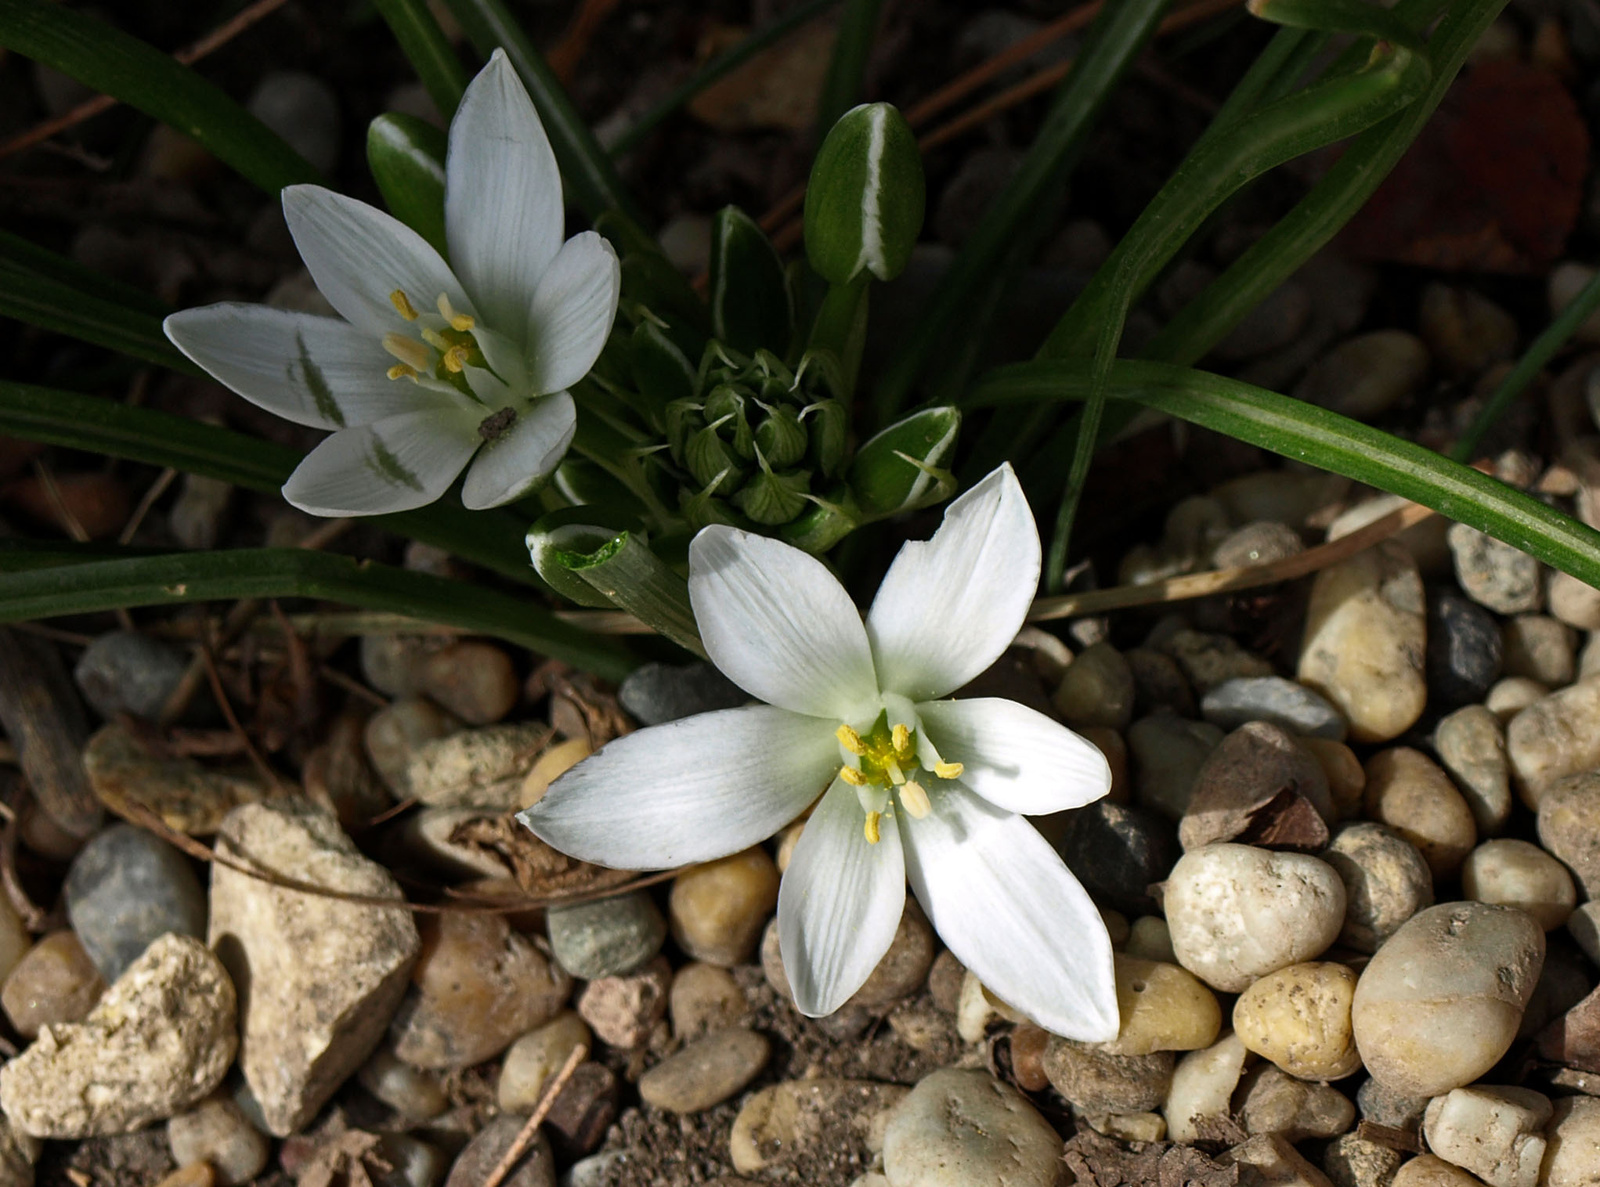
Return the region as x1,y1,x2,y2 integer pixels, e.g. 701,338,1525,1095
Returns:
282,186,468,336
779,776,906,1017
915,697,1111,815
526,232,620,394
282,405,480,516
460,392,576,509
688,526,880,720
866,463,1041,702
446,49,564,340
164,304,435,429
519,705,836,869
901,782,1118,1040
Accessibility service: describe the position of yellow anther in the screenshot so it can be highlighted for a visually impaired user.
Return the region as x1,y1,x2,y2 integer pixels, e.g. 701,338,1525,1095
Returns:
420,327,450,351
382,332,432,372
901,781,931,819
891,723,911,755
386,363,417,381
836,724,866,755
864,811,881,845
390,290,420,320
436,292,475,332
839,765,867,787
442,344,471,373
934,761,964,780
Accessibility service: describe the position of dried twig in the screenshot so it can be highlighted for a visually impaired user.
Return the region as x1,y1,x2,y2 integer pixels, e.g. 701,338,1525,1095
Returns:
481,1044,589,1187
1027,500,1436,622
0,0,294,164
119,467,179,545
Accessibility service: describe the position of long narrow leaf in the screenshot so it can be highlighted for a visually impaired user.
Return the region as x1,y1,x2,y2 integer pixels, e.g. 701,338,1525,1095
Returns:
1145,0,1506,366
871,0,1171,423
0,0,321,192
0,231,196,372
0,546,636,681
441,0,644,222
372,0,469,118
0,381,537,583
972,360,1600,591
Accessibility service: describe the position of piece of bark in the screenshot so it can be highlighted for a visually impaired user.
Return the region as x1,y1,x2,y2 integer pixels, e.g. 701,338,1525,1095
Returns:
0,628,101,837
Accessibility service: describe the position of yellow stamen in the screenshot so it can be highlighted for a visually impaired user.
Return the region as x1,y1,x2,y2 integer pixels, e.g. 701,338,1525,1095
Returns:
836,724,866,756
386,363,417,381
436,292,475,332
839,765,867,787
442,344,471,373
863,811,881,845
901,781,931,819
885,759,905,786
390,290,419,320
891,723,911,756
934,761,964,780
382,332,432,372
420,327,450,351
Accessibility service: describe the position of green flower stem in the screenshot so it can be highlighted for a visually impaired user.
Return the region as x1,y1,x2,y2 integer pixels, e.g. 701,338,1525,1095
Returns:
808,279,870,399
0,0,321,192
816,0,884,136
1144,0,1505,368
871,0,1171,425
1246,0,1425,51
1453,266,1600,463
555,532,706,658
441,0,645,223
0,231,196,373
372,0,469,118
609,0,840,156
972,358,1600,591
0,545,637,681
0,380,538,583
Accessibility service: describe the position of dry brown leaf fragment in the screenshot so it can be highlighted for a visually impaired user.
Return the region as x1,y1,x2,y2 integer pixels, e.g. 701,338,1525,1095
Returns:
447,814,636,898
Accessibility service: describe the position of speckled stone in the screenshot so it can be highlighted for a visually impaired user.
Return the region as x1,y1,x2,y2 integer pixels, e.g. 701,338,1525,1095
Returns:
1233,962,1361,1080
1321,822,1433,954
1501,615,1576,686
1236,1064,1356,1140
1433,705,1511,835
1297,543,1427,743
1362,748,1476,879
1536,770,1600,897
1351,902,1544,1097
1542,1095,1600,1187
1508,675,1600,805
577,955,671,1049
1054,800,1175,915
1164,845,1345,993
1321,1133,1403,1187
1449,525,1542,615
1199,677,1346,740
1042,1039,1174,1115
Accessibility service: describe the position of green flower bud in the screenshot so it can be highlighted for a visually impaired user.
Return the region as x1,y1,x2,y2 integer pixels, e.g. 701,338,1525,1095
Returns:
804,103,925,285
684,423,745,495
802,398,849,478
849,405,961,516
734,465,812,526
756,404,808,470
664,398,704,459
779,487,860,553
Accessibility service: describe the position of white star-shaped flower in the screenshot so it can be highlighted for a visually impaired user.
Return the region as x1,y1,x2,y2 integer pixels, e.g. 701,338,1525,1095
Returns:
521,464,1119,1039
164,50,619,516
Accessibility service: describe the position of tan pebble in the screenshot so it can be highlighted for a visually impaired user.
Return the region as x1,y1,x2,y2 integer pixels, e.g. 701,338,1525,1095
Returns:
1235,1064,1355,1140
1362,748,1476,878
154,1164,216,1187
519,737,590,808
926,950,964,1015
1124,916,1175,964
637,1028,770,1114
1535,770,1600,897
1548,570,1600,630
774,819,804,872
1087,1111,1167,1142
1300,737,1366,821
417,641,518,724
1506,674,1600,804
1101,955,1221,1057
1322,823,1433,954
497,1012,590,1112
1054,642,1135,731
1543,1095,1600,1187
1164,1031,1250,1143
1233,962,1361,1080
729,1079,908,1175
1,931,103,1038
669,963,746,1041
669,847,779,967
1501,615,1576,686
1433,705,1511,835
1461,838,1576,930
577,955,671,1049
1485,677,1549,724
1079,726,1130,803
1392,1155,1491,1187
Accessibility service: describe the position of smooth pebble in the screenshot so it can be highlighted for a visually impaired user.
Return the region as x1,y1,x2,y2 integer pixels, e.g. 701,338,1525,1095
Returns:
1233,962,1361,1080
1433,705,1512,835
1362,747,1477,879
1461,838,1575,929
668,848,780,967
1321,822,1433,953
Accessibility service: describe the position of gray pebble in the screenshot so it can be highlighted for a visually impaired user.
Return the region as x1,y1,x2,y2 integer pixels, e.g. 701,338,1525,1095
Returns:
1041,1038,1173,1113
547,891,666,980
64,823,206,982
1448,524,1543,615
73,632,189,722
1199,676,1347,740
636,1028,770,1114
617,663,747,726
882,1069,1061,1187
1211,522,1305,569
443,1117,554,1187
167,1096,270,1187
1433,705,1512,835
1235,1064,1355,1141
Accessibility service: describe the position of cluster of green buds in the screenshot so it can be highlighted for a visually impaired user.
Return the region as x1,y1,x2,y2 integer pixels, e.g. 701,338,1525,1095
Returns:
665,345,848,529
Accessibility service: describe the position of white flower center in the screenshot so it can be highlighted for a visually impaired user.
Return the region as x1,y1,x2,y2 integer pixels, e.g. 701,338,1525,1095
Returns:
835,713,961,845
